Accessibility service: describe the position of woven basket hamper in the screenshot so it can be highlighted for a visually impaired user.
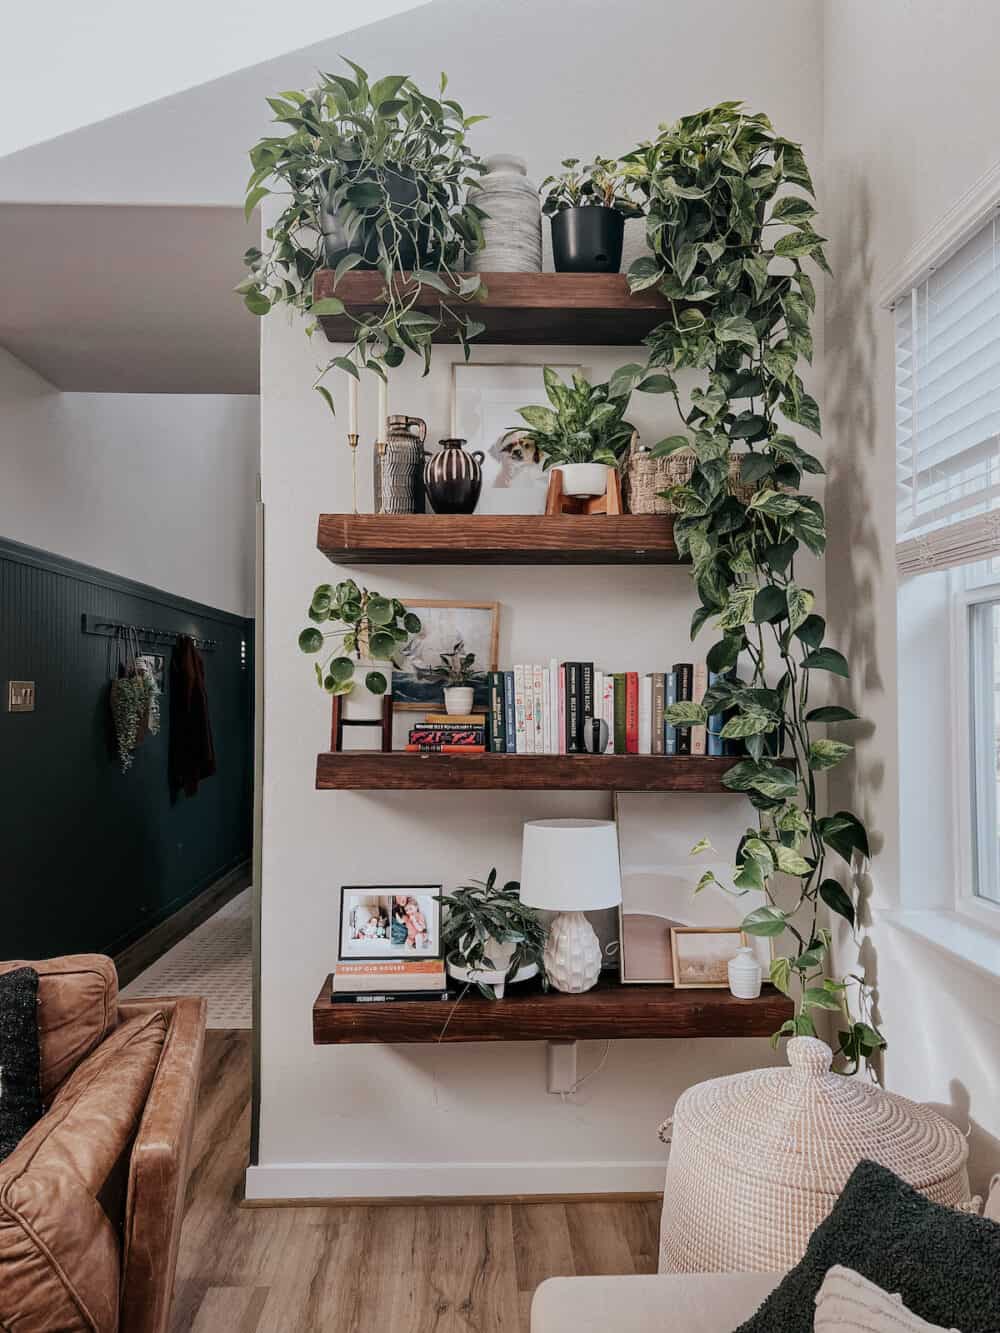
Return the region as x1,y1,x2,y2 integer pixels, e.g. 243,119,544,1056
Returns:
624,442,754,514
658,1037,970,1275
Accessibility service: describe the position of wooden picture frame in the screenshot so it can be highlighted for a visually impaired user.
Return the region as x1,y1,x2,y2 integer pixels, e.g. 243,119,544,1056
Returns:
670,926,746,989
392,599,501,713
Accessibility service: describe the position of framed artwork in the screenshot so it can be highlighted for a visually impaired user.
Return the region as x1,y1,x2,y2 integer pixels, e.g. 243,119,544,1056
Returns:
392,599,500,713
671,927,746,988
338,886,442,962
614,792,773,985
451,362,580,515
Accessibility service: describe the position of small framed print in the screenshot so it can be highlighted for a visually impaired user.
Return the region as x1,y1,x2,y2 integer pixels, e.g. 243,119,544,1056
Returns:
670,927,746,989
338,886,442,962
392,599,500,713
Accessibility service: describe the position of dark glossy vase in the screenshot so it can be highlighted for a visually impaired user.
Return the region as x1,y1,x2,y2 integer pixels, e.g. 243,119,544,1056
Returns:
550,206,625,273
424,439,485,515
321,165,432,270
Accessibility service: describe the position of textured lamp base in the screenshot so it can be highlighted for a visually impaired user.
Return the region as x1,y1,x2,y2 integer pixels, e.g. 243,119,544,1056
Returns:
544,911,602,993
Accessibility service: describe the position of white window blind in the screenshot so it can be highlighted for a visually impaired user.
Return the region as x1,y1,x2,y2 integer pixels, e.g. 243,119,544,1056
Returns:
895,215,1000,576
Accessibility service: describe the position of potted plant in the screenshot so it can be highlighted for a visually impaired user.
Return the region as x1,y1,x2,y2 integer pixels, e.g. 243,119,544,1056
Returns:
297,579,421,718
239,60,490,410
539,157,643,273
416,639,483,715
516,367,635,498
437,868,548,999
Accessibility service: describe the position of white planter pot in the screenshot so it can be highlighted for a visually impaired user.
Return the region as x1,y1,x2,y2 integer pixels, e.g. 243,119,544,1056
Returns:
444,686,475,715
558,463,611,498
447,940,539,998
343,660,389,721
728,946,763,999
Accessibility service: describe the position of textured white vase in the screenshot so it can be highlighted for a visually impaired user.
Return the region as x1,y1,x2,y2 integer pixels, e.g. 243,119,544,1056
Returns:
558,463,610,497
444,686,474,715
467,154,542,273
727,946,763,999
544,911,603,992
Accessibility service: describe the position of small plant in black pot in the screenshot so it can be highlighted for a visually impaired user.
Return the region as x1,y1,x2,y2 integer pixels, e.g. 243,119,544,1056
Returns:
540,157,643,274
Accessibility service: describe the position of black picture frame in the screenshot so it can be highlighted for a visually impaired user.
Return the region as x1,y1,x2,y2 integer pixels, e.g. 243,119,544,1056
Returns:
337,884,442,962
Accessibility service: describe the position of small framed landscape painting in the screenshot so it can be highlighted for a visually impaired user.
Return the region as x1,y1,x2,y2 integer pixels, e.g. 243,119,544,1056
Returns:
670,927,746,989
392,599,500,713
338,886,442,962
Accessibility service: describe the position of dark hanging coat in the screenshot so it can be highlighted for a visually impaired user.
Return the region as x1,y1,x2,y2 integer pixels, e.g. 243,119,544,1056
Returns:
169,635,216,797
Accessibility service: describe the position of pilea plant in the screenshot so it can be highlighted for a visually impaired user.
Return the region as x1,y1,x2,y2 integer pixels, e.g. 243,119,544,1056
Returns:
240,60,490,410
613,104,884,1073
298,579,421,697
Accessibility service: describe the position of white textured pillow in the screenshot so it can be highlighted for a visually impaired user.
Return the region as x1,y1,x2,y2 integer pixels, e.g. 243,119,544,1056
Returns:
814,1266,960,1332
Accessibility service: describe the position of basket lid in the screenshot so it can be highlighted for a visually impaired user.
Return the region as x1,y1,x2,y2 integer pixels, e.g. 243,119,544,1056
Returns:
673,1037,967,1192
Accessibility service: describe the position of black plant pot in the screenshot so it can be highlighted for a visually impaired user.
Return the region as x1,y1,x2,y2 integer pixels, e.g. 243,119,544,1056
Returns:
550,206,625,274
321,165,432,270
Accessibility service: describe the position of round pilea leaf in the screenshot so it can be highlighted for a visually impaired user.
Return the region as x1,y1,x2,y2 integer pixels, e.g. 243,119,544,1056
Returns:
368,630,397,660
365,670,388,695
403,612,422,633
329,656,355,683
366,596,393,626
298,627,324,653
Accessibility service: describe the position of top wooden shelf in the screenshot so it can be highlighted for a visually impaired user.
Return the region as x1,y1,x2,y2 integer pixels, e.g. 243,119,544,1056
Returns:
313,271,672,345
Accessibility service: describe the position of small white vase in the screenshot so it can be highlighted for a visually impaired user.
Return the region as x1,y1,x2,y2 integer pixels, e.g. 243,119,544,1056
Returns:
558,463,610,498
728,946,763,999
444,686,475,715
544,911,602,993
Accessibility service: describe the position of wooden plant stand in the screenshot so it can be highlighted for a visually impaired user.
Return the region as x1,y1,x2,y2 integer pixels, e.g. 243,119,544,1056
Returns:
330,693,394,753
545,469,623,516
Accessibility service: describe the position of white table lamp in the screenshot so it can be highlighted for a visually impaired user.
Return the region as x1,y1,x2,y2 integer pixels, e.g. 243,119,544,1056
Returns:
519,819,622,993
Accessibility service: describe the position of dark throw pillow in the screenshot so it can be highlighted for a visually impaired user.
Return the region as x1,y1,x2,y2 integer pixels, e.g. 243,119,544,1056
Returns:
735,1159,1000,1333
0,966,43,1161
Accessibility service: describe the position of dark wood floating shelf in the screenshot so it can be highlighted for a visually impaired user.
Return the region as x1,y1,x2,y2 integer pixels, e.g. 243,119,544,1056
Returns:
315,752,736,792
317,513,681,566
313,973,791,1045
313,271,672,345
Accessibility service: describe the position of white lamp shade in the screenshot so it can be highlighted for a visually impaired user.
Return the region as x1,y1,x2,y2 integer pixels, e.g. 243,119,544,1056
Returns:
519,819,622,912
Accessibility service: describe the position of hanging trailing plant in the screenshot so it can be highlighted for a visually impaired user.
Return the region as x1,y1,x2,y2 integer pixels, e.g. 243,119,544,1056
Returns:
239,59,490,410
614,104,884,1073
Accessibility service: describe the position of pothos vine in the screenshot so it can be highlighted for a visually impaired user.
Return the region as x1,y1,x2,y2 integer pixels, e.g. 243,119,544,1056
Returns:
612,104,884,1072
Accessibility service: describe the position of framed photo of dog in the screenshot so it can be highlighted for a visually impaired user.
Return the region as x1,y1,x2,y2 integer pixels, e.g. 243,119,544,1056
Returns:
451,363,580,515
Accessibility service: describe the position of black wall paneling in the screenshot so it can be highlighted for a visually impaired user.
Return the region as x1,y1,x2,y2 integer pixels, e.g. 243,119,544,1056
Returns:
0,537,254,960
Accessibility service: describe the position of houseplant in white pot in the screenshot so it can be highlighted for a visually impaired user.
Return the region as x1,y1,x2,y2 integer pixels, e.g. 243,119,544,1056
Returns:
516,367,634,498
437,868,547,999
298,578,421,718
416,639,483,715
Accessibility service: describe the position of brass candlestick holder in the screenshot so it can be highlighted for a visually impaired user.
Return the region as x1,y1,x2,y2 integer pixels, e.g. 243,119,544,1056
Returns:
375,438,388,515
347,432,360,514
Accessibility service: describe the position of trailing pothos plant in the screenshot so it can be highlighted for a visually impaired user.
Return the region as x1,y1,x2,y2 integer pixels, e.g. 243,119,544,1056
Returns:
612,103,885,1073
239,60,490,410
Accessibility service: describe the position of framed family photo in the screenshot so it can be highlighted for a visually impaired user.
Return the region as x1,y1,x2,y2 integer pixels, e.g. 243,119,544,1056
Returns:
338,886,442,962
392,599,500,713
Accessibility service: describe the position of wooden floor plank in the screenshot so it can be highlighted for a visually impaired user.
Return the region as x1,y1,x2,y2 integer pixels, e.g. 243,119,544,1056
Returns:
565,1202,640,1276
189,1286,268,1333
511,1204,576,1293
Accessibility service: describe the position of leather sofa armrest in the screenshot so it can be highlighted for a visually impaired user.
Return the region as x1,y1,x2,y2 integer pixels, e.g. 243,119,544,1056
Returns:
118,997,206,1333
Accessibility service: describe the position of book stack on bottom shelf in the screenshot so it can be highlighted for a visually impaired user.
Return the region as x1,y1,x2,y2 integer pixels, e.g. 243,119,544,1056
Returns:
331,958,450,1004
406,713,486,753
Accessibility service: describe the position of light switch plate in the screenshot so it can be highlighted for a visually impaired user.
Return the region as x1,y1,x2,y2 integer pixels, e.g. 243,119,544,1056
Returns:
7,681,35,712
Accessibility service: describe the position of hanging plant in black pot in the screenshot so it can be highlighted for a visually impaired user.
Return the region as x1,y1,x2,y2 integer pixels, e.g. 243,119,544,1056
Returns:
540,157,644,274
239,60,491,410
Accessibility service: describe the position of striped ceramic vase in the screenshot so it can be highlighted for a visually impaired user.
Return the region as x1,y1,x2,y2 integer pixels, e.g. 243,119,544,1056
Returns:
424,438,485,514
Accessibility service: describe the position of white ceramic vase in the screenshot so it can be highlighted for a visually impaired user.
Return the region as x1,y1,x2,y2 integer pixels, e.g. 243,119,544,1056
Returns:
444,685,475,715
727,946,763,999
467,154,542,273
544,911,602,993
558,463,610,498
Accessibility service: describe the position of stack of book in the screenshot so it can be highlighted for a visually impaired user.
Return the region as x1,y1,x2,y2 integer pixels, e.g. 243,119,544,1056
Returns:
331,957,450,1003
406,713,486,753
481,663,743,757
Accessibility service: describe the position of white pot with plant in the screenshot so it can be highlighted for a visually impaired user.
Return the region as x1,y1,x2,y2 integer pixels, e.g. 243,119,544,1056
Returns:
297,578,421,721
437,869,548,999
416,639,483,715
515,367,634,499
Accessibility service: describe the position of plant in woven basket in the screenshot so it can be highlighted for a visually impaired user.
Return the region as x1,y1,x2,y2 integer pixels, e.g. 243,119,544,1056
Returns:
297,578,421,697
613,103,884,1073
516,367,635,468
540,157,644,217
239,60,490,410
436,868,548,1000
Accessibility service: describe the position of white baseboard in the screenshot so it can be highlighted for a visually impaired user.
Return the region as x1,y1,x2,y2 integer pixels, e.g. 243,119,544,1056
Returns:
244,1159,666,1202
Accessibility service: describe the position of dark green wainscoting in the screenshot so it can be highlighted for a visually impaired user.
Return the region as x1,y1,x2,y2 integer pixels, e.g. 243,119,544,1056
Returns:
0,538,254,959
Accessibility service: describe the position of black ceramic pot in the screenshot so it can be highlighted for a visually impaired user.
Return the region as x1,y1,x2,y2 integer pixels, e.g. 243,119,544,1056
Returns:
424,439,485,514
321,165,432,270
550,206,625,274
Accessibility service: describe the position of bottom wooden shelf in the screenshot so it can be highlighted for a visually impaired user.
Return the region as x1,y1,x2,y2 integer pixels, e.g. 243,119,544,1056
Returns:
313,974,791,1045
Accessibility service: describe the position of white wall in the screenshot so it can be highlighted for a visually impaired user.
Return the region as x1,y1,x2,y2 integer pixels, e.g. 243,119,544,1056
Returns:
822,0,1000,1191
252,0,824,1199
0,346,258,616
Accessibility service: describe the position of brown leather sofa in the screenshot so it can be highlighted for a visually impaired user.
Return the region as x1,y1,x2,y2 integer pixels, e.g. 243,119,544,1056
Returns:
0,955,206,1332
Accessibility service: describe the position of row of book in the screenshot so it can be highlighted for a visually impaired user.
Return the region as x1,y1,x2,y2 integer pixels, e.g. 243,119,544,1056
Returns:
331,958,451,1003
407,712,487,753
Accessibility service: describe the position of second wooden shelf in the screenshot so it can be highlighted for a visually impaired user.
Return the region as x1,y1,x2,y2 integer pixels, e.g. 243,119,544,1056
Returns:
316,753,736,791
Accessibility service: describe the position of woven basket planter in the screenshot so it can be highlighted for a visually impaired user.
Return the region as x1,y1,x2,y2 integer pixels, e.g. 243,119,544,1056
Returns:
658,1037,970,1275
624,441,755,515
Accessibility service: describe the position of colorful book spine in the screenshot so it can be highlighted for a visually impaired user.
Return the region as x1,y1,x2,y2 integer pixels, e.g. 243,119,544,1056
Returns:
549,658,560,755
513,665,527,753
613,672,627,754
691,662,708,756
651,672,665,755
488,671,506,753
707,670,725,757
558,664,566,754
565,662,581,753
524,665,536,755
625,671,639,754
533,664,545,753
504,671,516,754
405,743,487,753
409,728,484,746
601,671,615,744
580,663,595,749
593,670,603,747
540,665,551,755
664,670,677,756
639,673,653,755
672,662,693,755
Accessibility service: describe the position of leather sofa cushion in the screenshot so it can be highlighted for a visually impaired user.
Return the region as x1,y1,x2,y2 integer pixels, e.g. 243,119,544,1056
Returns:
0,955,118,1102
0,1008,167,1333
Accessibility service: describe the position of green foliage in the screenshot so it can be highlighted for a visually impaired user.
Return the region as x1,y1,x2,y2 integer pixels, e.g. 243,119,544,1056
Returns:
240,60,490,406
436,868,548,1000
415,639,483,688
516,367,635,468
298,579,420,697
618,102,883,1072
540,157,644,218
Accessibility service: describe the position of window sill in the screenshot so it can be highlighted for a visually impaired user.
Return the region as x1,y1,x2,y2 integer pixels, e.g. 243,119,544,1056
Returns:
885,909,1000,984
